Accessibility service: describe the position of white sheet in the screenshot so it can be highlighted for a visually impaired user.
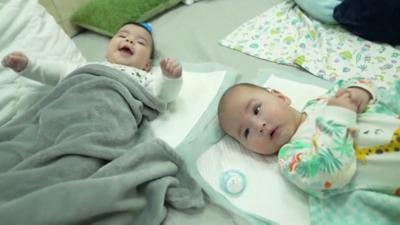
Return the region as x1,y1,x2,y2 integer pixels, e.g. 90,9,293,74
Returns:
197,74,328,225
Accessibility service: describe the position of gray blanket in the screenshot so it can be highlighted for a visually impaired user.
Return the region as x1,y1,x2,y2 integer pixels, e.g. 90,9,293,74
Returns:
0,65,253,225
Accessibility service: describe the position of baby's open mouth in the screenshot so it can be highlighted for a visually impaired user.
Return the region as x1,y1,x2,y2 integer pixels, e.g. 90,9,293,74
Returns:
119,46,133,55
270,127,278,139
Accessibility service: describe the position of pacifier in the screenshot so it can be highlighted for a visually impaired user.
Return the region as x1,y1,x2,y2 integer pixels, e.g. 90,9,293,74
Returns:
220,170,247,196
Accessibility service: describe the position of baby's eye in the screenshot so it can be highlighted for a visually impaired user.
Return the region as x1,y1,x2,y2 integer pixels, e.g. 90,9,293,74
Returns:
254,104,261,115
137,40,146,46
118,35,126,38
244,128,249,139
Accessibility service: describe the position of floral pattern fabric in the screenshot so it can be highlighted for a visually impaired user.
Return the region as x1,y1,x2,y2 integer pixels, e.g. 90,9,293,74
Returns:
278,78,400,198
220,0,400,89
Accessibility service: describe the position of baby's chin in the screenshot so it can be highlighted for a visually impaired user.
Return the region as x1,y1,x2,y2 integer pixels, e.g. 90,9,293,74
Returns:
265,147,280,156
246,145,278,156
107,56,134,67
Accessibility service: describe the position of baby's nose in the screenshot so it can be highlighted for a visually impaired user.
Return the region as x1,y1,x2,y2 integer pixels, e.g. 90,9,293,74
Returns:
258,122,267,133
125,39,134,44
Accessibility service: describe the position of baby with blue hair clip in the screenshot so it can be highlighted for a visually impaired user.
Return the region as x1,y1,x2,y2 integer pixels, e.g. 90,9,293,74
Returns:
2,21,183,104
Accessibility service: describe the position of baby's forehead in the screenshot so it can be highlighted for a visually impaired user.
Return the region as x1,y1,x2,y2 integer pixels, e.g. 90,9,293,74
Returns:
231,84,264,95
118,24,150,36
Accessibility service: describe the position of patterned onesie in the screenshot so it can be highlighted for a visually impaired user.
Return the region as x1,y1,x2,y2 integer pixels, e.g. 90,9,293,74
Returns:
278,77,400,198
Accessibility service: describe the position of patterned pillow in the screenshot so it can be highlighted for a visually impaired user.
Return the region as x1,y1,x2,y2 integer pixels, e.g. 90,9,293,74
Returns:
72,0,181,37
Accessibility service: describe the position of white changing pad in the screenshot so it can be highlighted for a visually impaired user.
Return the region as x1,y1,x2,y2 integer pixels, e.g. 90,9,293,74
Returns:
150,65,234,148
196,72,331,225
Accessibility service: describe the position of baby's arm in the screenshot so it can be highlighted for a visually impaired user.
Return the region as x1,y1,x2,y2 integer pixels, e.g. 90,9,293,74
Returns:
160,58,182,79
325,77,376,114
152,58,183,103
278,78,371,197
2,51,78,85
278,107,358,198
333,78,375,113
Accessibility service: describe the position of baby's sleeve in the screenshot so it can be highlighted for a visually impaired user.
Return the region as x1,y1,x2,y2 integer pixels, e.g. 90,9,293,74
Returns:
278,106,358,198
147,73,183,103
20,58,80,86
326,77,376,101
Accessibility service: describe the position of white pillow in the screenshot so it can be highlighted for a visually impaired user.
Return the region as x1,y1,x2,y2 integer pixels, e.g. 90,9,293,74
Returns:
197,74,328,225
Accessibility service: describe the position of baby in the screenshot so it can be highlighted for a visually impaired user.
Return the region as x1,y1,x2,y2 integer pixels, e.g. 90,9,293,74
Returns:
2,22,182,103
218,78,400,197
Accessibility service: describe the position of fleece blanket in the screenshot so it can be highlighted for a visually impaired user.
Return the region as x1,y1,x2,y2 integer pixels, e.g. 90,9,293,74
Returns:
0,65,251,225
220,0,400,89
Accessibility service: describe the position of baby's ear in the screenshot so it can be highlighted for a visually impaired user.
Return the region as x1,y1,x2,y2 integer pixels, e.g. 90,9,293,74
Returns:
143,60,152,72
271,89,291,105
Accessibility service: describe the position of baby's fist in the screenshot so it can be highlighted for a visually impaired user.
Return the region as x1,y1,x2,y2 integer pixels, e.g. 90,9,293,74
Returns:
335,87,371,113
327,93,358,113
160,58,182,79
2,52,28,72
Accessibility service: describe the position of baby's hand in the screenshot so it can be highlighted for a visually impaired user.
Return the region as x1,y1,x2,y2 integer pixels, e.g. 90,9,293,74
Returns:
327,92,358,113
160,57,182,79
1,52,29,72
334,87,371,113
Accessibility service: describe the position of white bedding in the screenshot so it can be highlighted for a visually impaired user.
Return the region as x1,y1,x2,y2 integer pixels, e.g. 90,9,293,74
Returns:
0,0,85,126
197,74,329,225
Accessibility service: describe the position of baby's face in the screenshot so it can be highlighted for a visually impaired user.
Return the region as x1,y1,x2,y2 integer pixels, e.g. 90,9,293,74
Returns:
106,24,153,71
219,85,298,155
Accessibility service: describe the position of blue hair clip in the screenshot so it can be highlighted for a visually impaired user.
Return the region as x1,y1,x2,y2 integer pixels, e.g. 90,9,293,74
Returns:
141,22,153,33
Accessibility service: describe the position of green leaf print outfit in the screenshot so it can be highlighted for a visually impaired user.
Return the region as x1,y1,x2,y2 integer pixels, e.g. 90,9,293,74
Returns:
278,77,400,198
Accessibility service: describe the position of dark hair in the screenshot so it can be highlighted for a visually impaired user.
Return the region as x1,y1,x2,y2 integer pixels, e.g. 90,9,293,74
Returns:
119,21,156,59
